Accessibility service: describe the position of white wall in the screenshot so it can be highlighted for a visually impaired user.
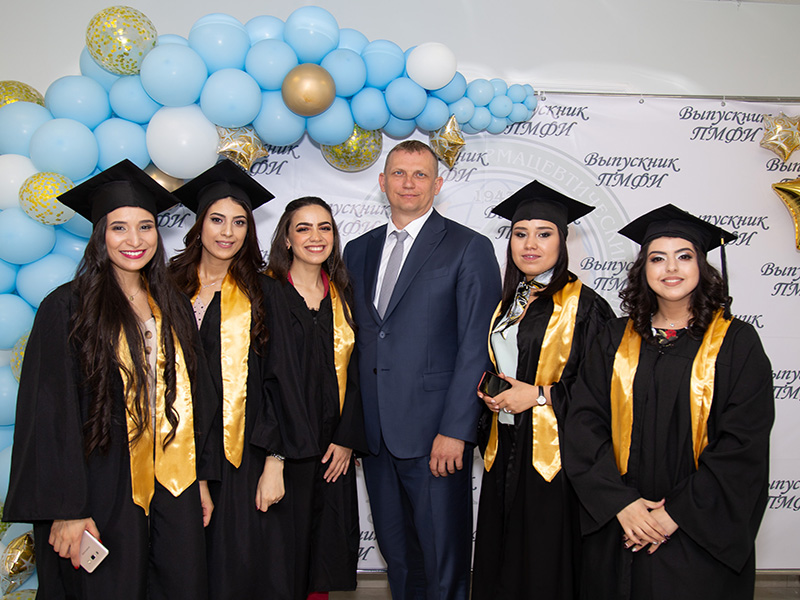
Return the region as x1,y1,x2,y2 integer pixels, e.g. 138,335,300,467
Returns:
1,0,798,99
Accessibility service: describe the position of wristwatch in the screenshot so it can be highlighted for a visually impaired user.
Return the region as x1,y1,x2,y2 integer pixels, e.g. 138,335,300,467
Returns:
536,385,547,406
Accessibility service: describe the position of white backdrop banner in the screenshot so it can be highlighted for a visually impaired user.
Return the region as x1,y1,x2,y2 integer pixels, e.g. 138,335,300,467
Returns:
158,93,800,570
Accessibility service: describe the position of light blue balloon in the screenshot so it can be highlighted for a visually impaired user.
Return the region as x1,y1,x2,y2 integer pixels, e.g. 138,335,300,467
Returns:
487,116,508,134
415,97,449,132
321,49,366,97
109,76,162,124
245,40,299,91
460,123,479,135
16,253,78,308
0,260,18,294
382,115,416,139
466,79,494,107
523,84,534,95
449,97,475,124
0,425,13,451
524,95,538,111
507,84,526,103
79,47,121,92
140,44,208,107
29,118,98,181
508,102,529,123
361,40,405,90
338,28,369,54
431,72,467,104
307,97,354,146
0,445,12,503
157,34,189,46
0,367,18,425
53,227,89,262
61,214,93,238
200,69,262,128
468,106,492,132
0,101,52,156
245,15,285,44
0,294,35,350
45,76,111,130
0,208,57,265
284,6,340,64
252,91,307,146
189,20,251,72
489,95,513,119
193,13,242,28
94,118,149,170
490,78,508,97
351,87,390,130
402,46,416,77
385,77,427,120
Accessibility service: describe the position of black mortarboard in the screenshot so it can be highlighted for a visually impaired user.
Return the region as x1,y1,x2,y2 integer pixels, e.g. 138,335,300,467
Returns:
491,180,595,236
58,159,177,227
172,160,275,216
617,204,736,253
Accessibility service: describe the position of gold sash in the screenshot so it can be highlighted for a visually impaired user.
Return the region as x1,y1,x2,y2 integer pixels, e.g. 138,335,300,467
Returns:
611,309,732,475
484,280,583,482
118,296,196,514
329,281,355,413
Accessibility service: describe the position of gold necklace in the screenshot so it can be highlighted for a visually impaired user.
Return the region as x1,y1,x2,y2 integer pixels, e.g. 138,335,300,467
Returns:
128,287,142,302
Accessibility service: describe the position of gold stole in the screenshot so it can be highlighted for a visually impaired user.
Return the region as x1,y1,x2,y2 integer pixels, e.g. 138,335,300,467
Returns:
117,295,196,514
193,274,251,468
329,281,355,413
484,279,583,482
610,309,732,475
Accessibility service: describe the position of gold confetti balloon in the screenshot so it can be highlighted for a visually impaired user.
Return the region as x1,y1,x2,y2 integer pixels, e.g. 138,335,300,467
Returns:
321,125,382,172
0,82,44,109
0,532,35,594
86,6,158,75
429,115,466,169
9,333,28,383
772,178,800,251
2,590,37,600
217,126,270,171
18,172,75,225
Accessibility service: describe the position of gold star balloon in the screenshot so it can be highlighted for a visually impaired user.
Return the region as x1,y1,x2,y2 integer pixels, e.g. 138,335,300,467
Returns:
760,113,800,162
321,125,382,172
0,532,35,594
429,115,465,169
771,178,800,251
217,126,270,171
0,81,44,108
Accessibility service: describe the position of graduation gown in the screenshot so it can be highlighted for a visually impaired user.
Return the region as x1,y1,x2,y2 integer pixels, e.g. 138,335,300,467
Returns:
4,283,219,600
200,274,313,600
263,278,367,600
472,282,614,600
562,317,774,600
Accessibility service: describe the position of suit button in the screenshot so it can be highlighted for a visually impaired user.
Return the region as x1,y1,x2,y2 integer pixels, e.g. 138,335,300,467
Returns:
379,331,386,339
373,368,377,375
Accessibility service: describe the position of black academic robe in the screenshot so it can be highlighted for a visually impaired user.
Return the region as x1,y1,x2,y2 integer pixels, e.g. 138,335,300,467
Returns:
472,282,614,600
4,283,219,600
562,317,774,600
201,275,314,600
262,279,367,600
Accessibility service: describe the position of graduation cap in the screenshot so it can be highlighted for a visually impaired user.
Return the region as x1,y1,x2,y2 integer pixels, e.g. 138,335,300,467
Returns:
58,159,177,226
491,180,595,236
172,159,275,216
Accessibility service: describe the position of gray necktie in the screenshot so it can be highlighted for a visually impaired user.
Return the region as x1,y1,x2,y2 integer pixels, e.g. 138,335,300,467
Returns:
377,230,409,318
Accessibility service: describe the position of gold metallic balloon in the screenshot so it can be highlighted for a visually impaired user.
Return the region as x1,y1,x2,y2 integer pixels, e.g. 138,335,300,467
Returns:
217,126,270,171
144,163,184,193
321,125,383,172
10,333,29,383
86,6,158,75
2,590,37,600
771,178,800,251
0,81,44,108
760,113,800,162
18,172,75,225
429,115,466,169
281,64,336,117
0,532,35,594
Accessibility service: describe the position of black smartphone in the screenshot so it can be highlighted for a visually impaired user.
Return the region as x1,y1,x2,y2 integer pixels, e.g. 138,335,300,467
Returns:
478,371,511,397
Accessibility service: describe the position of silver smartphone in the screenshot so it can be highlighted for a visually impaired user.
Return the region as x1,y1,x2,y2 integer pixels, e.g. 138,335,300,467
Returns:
79,530,109,573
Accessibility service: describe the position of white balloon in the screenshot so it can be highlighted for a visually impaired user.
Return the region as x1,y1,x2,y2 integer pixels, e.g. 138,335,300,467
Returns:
406,43,457,91
0,155,38,210
145,105,219,179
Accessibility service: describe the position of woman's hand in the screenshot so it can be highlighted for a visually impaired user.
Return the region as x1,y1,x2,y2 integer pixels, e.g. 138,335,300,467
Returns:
255,455,285,512
631,505,679,554
477,374,548,415
322,443,352,483
49,517,100,569
199,480,214,527
616,497,669,549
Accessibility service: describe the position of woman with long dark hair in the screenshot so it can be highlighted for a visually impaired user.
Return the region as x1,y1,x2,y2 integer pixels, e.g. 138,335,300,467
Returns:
265,196,366,600
472,181,614,600
169,160,310,599
562,204,774,600
5,160,217,599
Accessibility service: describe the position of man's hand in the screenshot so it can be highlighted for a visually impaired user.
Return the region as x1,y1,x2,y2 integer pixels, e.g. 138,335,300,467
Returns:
429,434,465,477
